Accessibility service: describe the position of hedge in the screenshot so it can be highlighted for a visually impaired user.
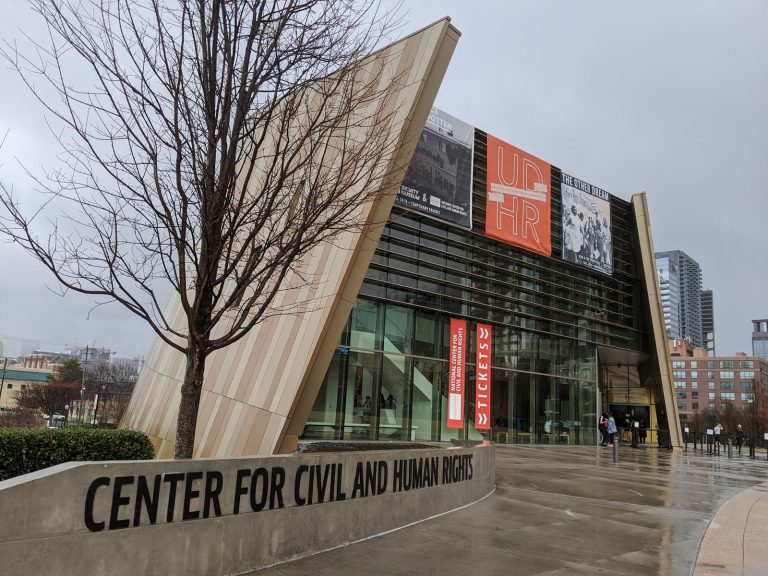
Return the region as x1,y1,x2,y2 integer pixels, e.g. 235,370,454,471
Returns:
0,427,155,481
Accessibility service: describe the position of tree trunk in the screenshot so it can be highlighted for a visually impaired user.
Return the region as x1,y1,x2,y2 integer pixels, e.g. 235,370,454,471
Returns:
174,346,206,459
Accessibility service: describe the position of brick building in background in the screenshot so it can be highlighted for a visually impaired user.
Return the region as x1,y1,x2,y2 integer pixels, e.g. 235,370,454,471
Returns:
669,339,768,431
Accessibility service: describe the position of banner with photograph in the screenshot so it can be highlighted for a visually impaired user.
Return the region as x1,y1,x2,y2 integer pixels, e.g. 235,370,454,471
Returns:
485,134,552,256
560,172,613,275
396,107,474,229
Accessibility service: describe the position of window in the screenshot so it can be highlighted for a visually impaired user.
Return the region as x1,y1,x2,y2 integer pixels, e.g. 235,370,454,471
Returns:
690,361,698,369
708,402,716,409
690,371,698,379
707,360,714,368
720,392,736,401
672,361,685,369
720,371,734,379
384,304,413,354
740,371,755,379
691,391,699,399
741,393,755,401
708,381,715,389
673,371,686,379
741,381,754,390
708,392,715,400
720,361,734,369
691,381,698,389
678,401,688,410
707,371,715,379
692,402,699,410
675,381,686,389
676,391,687,399
740,360,755,369
720,381,735,390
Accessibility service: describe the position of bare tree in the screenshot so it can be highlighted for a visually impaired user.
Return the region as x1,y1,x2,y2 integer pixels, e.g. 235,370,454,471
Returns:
0,0,405,457
0,407,44,429
14,381,80,421
86,361,139,425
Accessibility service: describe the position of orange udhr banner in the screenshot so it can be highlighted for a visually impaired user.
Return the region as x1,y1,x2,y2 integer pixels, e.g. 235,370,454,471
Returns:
485,134,552,256
474,324,492,430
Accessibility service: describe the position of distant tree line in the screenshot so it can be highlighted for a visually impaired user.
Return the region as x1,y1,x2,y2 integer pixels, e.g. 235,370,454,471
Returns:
683,378,768,444
0,358,138,428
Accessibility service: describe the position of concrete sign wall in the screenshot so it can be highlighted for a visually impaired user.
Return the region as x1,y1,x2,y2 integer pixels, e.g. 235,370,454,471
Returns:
0,445,494,576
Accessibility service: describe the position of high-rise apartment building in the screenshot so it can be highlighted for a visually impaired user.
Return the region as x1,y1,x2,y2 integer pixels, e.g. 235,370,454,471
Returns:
701,289,715,354
752,319,768,360
656,255,681,340
655,250,704,348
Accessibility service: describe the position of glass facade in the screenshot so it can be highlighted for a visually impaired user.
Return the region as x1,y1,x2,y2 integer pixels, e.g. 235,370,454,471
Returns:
302,128,652,446
754,339,768,361
304,296,600,444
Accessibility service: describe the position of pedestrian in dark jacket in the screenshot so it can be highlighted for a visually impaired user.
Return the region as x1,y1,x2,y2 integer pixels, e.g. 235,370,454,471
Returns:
735,424,745,454
599,413,609,446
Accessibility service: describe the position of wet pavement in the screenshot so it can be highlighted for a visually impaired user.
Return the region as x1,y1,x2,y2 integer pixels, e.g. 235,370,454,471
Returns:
252,444,768,576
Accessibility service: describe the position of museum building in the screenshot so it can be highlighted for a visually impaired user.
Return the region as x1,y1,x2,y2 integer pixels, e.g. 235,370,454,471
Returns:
123,19,679,457
301,112,679,448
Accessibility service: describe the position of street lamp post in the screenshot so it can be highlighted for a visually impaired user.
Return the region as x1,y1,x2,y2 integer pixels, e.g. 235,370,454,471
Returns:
92,384,106,428
747,398,757,459
79,345,89,425
0,357,7,404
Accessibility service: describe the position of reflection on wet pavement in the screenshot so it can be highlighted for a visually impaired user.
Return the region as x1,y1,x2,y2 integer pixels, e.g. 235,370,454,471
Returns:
254,445,768,576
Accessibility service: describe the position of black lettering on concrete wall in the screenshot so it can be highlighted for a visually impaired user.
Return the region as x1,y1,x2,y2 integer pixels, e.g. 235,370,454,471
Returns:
351,462,365,499
269,467,285,510
163,473,185,523
233,468,250,515
203,471,223,518
82,452,479,532
84,477,110,532
183,471,203,521
393,457,439,493
441,454,474,484
351,460,387,499
249,468,269,512
295,463,347,505
109,476,135,530
134,474,161,526
294,465,309,506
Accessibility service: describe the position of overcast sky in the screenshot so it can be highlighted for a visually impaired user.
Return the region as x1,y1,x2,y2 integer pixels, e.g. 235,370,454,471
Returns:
1,1,766,359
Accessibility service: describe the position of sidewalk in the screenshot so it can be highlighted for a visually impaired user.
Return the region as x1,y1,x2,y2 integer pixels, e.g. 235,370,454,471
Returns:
693,482,768,576
252,444,768,576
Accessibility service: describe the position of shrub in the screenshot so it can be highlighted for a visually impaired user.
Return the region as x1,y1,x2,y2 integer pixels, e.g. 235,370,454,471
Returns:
0,427,155,481
0,408,44,429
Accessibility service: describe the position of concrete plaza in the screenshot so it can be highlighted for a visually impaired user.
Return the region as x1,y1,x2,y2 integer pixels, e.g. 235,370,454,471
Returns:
253,444,768,576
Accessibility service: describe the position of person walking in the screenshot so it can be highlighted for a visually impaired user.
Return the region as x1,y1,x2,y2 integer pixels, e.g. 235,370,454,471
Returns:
607,411,618,447
735,424,745,454
599,412,609,446
638,419,647,444
713,423,722,449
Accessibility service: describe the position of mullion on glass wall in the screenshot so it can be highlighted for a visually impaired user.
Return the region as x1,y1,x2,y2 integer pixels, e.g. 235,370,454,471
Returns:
381,218,642,349
372,250,640,347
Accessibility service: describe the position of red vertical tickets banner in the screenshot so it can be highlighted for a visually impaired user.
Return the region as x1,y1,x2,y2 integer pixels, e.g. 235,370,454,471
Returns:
447,318,467,429
474,324,492,430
